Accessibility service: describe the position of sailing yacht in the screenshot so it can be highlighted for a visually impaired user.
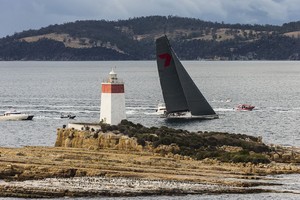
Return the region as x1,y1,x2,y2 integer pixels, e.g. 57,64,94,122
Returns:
156,35,218,119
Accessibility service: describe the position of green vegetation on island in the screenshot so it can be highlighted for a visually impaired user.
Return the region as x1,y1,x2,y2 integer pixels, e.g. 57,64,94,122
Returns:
100,120,271,164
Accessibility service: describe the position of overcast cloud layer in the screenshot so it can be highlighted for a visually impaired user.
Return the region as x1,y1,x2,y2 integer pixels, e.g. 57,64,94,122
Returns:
0,0,299,37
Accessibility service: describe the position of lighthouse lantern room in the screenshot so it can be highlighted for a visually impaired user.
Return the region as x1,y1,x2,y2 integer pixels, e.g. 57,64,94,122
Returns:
100,69,126,125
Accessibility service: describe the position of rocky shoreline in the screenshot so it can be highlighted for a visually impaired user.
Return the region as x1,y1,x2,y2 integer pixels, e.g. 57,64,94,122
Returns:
0,176,276,198
0,121,300,198
0,145,299,198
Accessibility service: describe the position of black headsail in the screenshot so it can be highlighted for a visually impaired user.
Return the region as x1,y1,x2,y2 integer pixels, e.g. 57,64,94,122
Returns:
156,35,216,116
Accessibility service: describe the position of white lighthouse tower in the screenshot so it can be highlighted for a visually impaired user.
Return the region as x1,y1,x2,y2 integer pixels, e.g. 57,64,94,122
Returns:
100,69,126,125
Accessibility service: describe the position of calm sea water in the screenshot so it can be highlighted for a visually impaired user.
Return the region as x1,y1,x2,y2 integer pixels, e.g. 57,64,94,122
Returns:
0,61,300,199
0,61,299,147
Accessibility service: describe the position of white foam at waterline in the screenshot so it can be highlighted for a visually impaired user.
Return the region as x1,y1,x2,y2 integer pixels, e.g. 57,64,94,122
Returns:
144,112,160,115
214,108,235,112
126,106,156,110
126,110,138,115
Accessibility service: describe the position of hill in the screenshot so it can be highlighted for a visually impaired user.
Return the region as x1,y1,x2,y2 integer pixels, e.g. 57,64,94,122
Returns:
0,16,300,60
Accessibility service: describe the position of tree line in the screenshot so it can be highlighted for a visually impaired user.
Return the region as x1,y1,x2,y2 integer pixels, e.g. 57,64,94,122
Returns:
0,16,299,60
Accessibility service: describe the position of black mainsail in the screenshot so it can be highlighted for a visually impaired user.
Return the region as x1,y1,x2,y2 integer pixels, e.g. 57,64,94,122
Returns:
156,35,218,118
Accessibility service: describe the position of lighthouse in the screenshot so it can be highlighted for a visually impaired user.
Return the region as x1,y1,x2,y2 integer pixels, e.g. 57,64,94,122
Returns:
100,69,126,125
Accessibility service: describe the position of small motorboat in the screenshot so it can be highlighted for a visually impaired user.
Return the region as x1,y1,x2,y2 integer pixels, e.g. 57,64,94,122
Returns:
236,104,255,111
225,98,232,103
0,110,34,121
60,114,76,119
155,103,167,115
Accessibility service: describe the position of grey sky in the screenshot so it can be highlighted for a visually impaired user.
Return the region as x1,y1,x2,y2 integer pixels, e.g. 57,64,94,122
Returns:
0,0,299,37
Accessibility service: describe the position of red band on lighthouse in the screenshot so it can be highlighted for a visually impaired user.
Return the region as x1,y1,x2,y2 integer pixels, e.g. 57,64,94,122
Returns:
102,84,124,93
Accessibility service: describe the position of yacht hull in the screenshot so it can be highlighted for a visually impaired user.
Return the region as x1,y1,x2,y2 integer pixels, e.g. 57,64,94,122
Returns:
160,112,219,120
0,114,34,121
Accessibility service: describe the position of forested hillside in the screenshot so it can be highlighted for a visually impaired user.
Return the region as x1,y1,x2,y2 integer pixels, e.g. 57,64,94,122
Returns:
0,16,299,60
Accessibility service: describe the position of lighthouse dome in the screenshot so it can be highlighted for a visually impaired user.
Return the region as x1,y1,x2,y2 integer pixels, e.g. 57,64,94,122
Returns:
108,68,118,83
109,69,116,75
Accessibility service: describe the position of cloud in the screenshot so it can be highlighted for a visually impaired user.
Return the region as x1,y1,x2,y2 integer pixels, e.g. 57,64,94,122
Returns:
224,0,300,24
0,0,299,37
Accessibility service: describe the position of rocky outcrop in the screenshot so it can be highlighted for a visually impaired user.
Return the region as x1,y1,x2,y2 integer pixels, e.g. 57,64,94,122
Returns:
268,145,300,163
55,128,300,163
55,128,143,151
0,127,299,198
0,146,299,198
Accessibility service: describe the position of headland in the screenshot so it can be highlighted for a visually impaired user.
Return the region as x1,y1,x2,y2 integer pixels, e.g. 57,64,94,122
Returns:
0,120,299,198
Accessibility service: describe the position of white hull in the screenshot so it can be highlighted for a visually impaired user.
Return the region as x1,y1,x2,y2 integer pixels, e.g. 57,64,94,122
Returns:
0,114,34,121
161,112,219,120
155,103,166,115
